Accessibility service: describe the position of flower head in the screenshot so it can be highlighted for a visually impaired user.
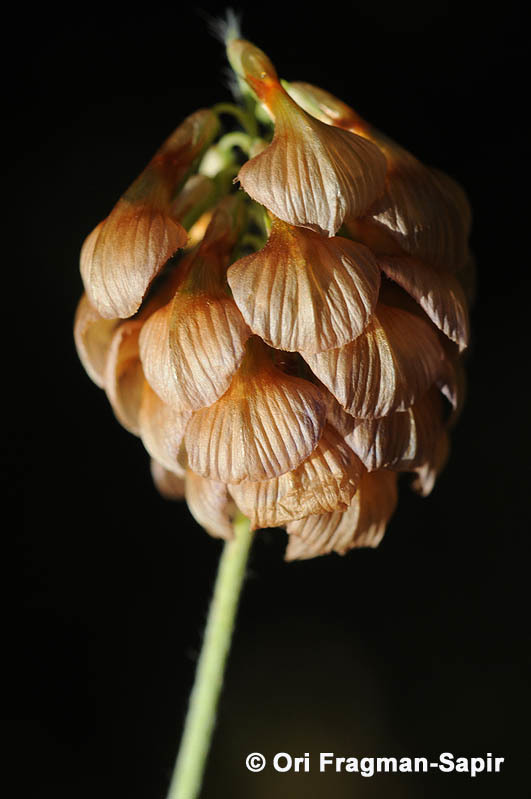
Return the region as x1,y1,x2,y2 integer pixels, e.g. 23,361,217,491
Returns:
75,31,472,559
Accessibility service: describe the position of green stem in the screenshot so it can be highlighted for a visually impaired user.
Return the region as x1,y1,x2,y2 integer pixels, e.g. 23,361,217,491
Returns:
212,102,258,137
166,513,254,799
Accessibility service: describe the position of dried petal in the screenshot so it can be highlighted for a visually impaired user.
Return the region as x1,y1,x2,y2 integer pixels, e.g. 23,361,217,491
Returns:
140,295,250,412
286,469,398,559
237,88,386,236
185,470,235,540
379,255,470,352
285,82,471,269
104,320,144,434
346,388,444,471
139,197,250,411
368,153,471,271
304,304,446,418
81,110,218,319
185,339,327,483
138,381,191,476
73,293,120,387
228,217,380,353
229,425,364,528
150,459,185,500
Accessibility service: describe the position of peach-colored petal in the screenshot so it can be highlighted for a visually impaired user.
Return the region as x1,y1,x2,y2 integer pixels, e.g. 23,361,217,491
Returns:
80,200,187,320
368,153,471,271
73,293,120,387
285,82,471,270
139,295,250,412
303,304,446,418
411,431,450,496
227,217,380,353
150,459,185,500
139,197,250,412
185,470,236,540
80,110,218,319
379,255,470,352
229,425,364,528
236,89,387,237
138,381,191,476
285,469,398,560
185,339,327,483
346,388,443,471
104,320,144,434
286,81,369,135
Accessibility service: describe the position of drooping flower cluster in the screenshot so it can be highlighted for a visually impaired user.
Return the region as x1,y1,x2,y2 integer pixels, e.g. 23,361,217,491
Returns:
75,33,473,560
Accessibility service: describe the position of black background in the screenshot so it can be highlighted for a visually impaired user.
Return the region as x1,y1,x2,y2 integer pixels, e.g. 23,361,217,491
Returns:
19,1,529,797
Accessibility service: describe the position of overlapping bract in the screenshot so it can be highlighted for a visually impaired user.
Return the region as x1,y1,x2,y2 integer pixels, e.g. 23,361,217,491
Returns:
75,37,472,560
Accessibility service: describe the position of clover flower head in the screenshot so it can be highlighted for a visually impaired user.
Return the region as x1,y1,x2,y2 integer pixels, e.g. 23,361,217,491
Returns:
75,28,472,560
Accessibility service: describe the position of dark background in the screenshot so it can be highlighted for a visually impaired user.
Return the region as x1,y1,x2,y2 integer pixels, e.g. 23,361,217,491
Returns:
19,1,529,797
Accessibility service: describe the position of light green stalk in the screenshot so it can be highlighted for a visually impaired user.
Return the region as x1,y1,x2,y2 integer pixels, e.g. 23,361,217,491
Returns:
167,512,254,799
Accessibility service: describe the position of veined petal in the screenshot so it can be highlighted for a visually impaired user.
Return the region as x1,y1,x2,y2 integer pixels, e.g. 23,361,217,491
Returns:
229,425,364,528
285,82,471,270
80,109,218,319
104,320,145,434
236,89,387,236
303,304,446,418
139,294,250,412
411,431,450,496
346,388,444,471
286,469,398,560
139,197,250,412
185,470,236,540
368,153,471,271
379,255,470,352
80,199,187,320
228,217,380,353
150,459,185,500
73,293,120,387
138,381,191,476
185,339,327,483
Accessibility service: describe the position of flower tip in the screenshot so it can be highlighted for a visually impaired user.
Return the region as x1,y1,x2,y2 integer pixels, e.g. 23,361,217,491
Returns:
226,38,279,101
